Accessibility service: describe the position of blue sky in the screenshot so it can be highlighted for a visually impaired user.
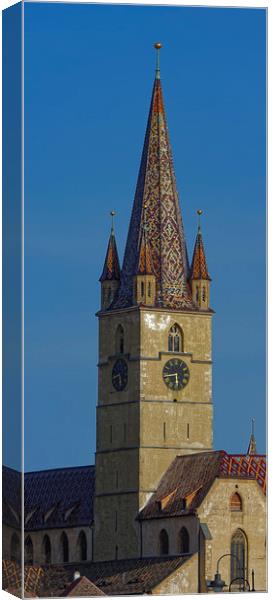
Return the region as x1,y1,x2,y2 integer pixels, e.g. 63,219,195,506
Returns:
22,3,266,471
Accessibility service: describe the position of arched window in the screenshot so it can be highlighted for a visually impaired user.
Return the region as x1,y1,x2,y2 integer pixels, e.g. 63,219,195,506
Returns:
141,281,145,297
107,287,112,302
60,532,69,563
159,529,169,556
148,282,151,297
230,529,247,585
24,536,33,565
202,286,206,301
179,527,190,553
196,287,199,302
230,492,242,512
77,531,87,561
11,533,20,562
42,535,51,564
116,325,124,354
168,324,183,352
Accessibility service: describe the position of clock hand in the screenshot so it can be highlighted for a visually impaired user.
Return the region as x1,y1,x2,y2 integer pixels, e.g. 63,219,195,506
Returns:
163,373,177,379
112,374,120,380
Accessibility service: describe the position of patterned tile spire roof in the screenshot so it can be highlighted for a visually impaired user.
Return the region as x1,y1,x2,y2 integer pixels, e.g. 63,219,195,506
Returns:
190,218,211,281
135,212,155,276
99,217,121,282
113,45,194,310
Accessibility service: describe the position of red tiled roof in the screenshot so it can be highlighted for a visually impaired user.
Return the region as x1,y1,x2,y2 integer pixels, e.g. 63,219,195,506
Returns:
190,229,210,280
99,231,120,282
61,575,105,596
139,451,266,520
43,556,193,596
2,560,44,597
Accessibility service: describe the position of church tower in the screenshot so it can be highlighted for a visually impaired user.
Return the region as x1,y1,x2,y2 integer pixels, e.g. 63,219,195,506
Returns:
94,44,213,562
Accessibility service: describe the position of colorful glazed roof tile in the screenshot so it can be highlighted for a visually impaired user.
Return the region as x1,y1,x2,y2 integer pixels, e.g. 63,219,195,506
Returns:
135,226,155,276
139,450,266,520
99,230,121,282
2,560,44,597
113,66,194,310
190,226,210,280
3,465,95,531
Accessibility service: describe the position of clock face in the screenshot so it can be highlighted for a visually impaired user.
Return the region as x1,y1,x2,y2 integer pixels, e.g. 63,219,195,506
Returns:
112,358,128,391
163,359,190,391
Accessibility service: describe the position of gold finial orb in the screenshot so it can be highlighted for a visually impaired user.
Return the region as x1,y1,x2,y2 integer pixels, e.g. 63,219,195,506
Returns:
197,209,203,216
110,210,116,217
154,42,162,50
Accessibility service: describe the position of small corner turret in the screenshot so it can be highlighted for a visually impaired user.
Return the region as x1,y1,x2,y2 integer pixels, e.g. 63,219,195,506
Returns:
99,211,121,310
190,210,211,310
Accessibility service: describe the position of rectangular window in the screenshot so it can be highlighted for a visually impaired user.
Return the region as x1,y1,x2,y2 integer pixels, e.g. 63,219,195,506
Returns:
163,422,166,441
115,511,118,532
187,423,190,440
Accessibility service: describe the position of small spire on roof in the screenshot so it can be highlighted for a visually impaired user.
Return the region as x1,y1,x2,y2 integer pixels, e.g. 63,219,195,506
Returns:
99,211,121,282
247,418,257,455
191,210,211,281
154,42,162,79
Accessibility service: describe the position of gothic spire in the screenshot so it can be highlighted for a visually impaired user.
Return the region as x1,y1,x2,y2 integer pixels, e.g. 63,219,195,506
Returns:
99,212,121,283
190,212,211,281
113,44,193,310
247,419,257,455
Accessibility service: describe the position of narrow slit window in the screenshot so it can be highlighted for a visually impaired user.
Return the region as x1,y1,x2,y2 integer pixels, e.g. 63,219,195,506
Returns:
187,423,190,439
141,281,145,297
202,286,206,301
115,511,118,532
163,422,166,441
148,282,151,297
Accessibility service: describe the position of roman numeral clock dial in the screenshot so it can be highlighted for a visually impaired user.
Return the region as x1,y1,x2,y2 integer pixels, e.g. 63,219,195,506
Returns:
163,359,190,391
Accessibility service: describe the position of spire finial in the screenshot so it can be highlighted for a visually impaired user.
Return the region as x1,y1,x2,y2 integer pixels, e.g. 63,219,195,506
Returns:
110,210,116,235
197,209,203,232
154,42,162,79
251,417,255,437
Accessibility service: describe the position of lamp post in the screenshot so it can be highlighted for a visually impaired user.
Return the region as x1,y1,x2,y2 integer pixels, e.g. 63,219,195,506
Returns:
207,553,242,593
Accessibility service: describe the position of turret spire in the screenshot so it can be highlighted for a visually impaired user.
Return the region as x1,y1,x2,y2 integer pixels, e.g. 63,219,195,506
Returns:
191,211,210,281
99,211,120,283
247,418,257,455
113,45,193,310
190,211,211,310
99,212,121,310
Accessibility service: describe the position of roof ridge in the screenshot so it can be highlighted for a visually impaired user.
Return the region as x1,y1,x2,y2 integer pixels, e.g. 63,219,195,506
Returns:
25,464,95,476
